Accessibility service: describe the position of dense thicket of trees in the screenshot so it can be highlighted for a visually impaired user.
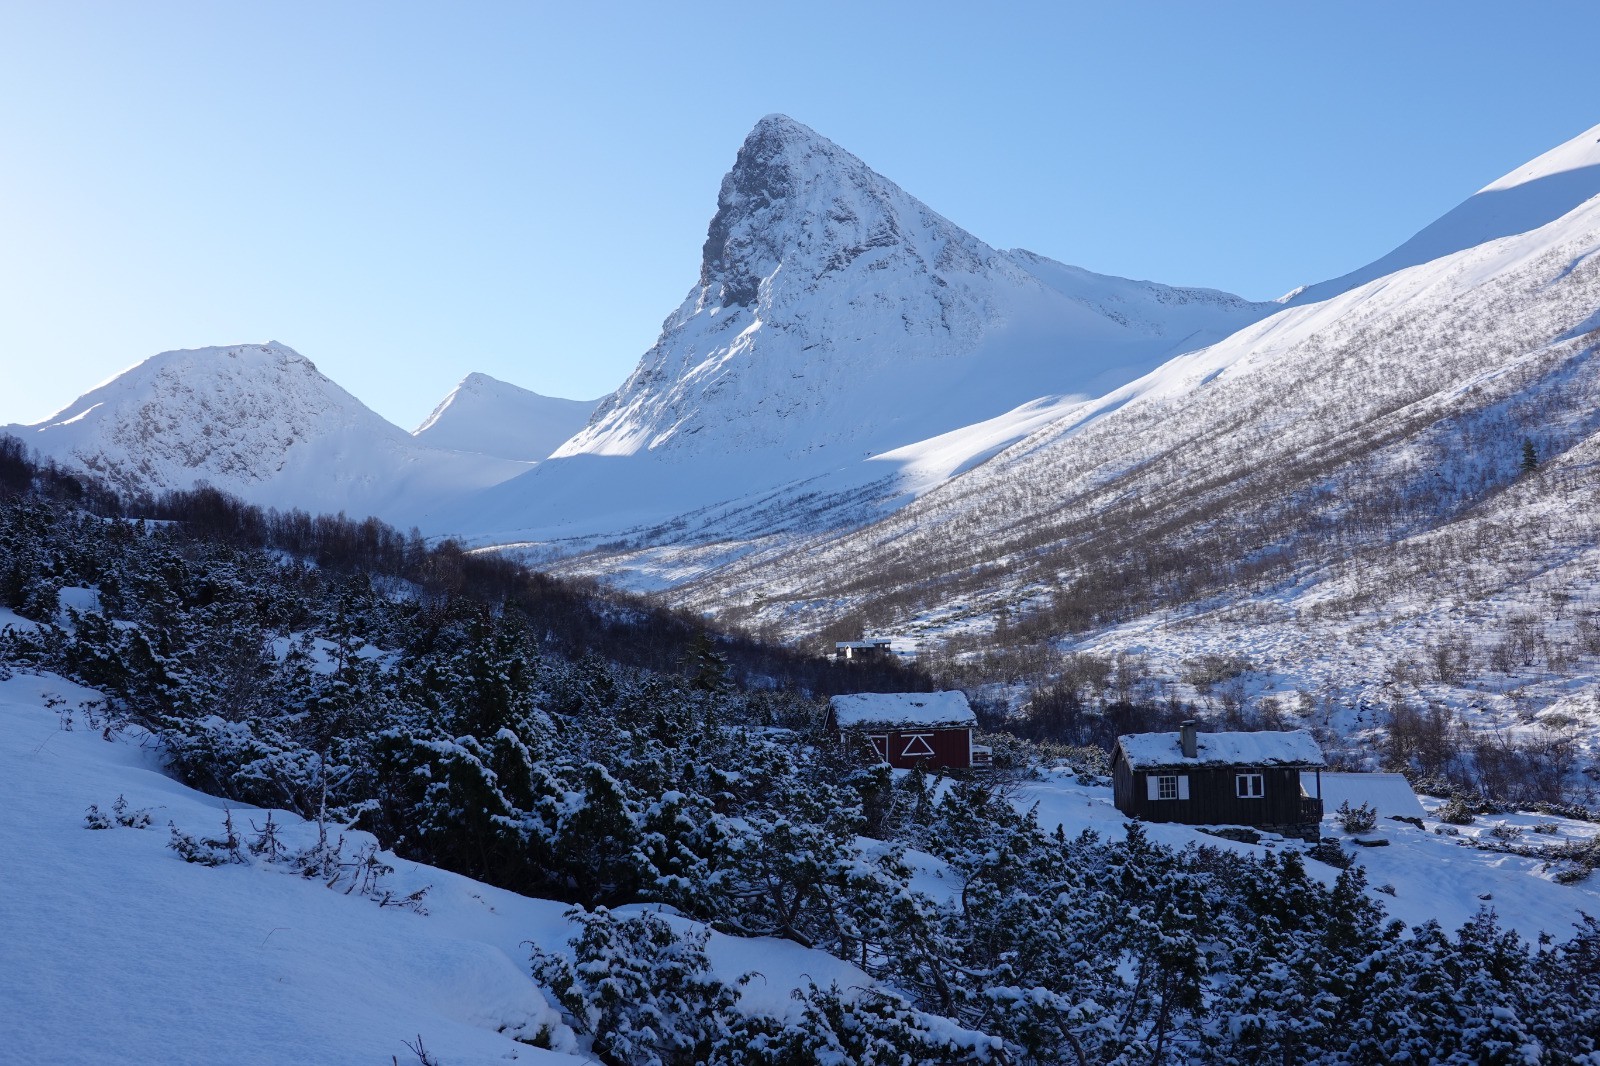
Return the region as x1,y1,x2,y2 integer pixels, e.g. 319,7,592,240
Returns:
3,438,1598,1063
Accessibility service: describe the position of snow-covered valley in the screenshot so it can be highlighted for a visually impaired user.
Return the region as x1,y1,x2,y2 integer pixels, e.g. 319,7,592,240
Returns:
8,114,1600,1065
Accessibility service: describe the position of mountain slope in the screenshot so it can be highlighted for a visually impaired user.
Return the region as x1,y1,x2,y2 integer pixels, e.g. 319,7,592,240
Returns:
454,115,1273,544
5,343,529,527
662,136,1600,751
1289,119,1600,305
0,668,881,1066
413,373,599,461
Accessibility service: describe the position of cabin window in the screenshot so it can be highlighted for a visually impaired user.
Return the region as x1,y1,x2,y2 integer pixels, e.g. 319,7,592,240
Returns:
867,735,889,760
901,733,935,758
1236,773,1265,798
1148,774,1189,801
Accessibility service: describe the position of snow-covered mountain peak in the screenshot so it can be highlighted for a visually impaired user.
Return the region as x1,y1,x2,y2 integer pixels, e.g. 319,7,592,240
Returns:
435,119,1287,546
416,371,523,431
456,370,501,390
7,342,530,525
413,372,598,462
695,112,995,312
545,116,1272,476
30,342,373,453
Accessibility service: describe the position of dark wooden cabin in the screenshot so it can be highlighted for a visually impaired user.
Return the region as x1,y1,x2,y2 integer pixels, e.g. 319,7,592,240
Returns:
827,691,990,770
1112,721,1325,840
835,637,895,663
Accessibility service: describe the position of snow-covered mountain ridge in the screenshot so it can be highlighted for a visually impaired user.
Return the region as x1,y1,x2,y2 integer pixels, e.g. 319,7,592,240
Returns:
4,343,532,527
1290,120,1600,305
447,115,1276,547
659,122,1600,770
7,116,1274,550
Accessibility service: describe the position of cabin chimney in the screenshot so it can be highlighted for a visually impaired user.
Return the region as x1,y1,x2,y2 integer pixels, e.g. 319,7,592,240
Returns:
1180,720,1198,759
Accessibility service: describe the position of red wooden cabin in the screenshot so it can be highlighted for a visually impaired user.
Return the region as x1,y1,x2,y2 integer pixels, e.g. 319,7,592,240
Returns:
827,691,989,770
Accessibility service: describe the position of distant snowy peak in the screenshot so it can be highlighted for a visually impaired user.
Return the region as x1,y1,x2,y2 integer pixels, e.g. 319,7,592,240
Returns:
8,343,528,527
20,343,400,485
556,114,1273,464
413,372,599,461
1290,119,1600,306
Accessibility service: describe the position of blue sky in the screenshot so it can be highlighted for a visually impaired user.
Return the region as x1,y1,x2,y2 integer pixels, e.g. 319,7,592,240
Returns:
2,1,1597,429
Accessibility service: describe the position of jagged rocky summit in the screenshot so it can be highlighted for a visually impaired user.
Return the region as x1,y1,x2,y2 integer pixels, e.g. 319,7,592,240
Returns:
554,114,1274,465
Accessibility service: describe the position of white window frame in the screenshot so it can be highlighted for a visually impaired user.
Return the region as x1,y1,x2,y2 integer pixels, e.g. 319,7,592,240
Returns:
1148,774,1189,801
1236,773,1265,799
866,734,889,761
900,733,936,759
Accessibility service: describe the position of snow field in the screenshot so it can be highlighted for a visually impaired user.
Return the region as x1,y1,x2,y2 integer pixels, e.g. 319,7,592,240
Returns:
0,672,874,1065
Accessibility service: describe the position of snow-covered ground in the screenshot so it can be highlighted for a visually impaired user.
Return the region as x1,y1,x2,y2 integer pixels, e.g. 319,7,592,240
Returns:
0,672,870,1065
6,652,1599,1063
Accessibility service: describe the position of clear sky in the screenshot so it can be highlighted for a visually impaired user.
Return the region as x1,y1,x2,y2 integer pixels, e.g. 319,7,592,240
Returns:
2,1,1597,430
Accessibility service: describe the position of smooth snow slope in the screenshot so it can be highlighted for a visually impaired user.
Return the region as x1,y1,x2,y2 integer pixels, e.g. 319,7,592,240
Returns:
1289,119,1600,305
0,669,875,1065
414,372,600,461
5,343,530,529
451,115,1274,544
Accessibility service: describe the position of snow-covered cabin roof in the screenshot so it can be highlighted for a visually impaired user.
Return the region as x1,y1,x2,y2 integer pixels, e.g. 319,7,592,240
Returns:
1317,772,1425,820
829,691,975,730
836,639,893,649
1117,729,1325,769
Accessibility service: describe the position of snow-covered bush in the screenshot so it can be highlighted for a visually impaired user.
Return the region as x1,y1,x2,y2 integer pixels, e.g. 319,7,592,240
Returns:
84,794,152,830
532,908,743,1066
167,813,243,866
1335,799,1378,834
